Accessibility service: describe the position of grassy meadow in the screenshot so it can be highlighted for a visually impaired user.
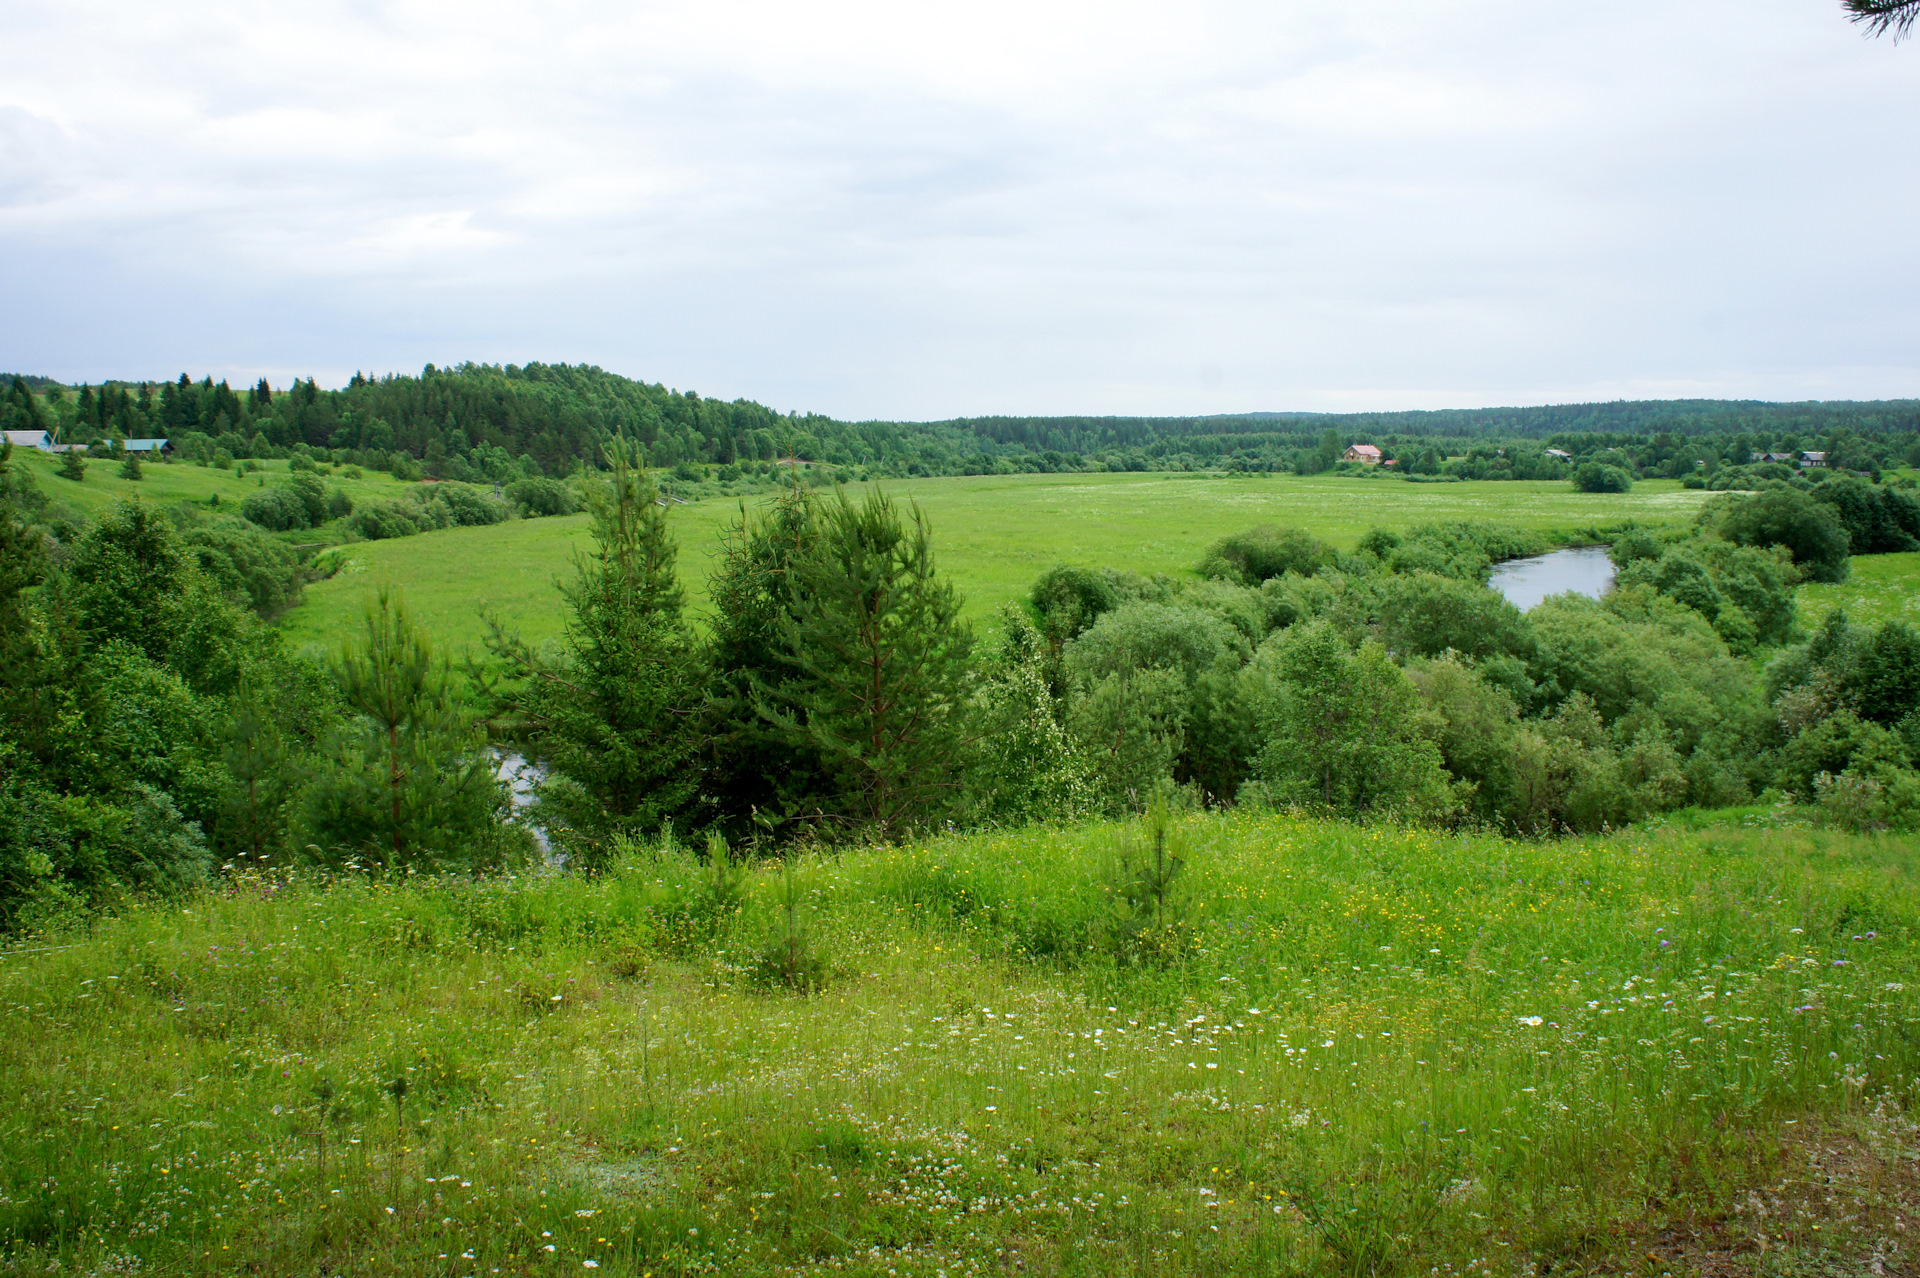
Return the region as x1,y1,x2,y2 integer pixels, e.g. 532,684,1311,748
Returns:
7,447,418,524
1798,551,1920,629
5,810,1919,1277
277,473,1715,656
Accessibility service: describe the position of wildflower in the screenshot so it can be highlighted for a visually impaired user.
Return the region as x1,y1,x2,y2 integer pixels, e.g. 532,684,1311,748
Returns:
584,1264,600,1270
1516,1016,1543,1027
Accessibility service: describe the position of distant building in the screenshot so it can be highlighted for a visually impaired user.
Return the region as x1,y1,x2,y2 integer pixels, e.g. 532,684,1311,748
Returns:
1343,444,1382,464
3,430,53,451
1751,452,1796,465
1543,448,1571,461
117,438,173,455
1799,451,1827,468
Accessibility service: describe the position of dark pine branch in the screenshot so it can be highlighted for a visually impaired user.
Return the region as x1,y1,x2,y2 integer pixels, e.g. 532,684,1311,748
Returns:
1846,0,1920,39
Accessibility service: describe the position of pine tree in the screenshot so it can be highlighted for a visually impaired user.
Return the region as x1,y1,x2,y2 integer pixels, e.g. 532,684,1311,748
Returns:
490,440,699,866
298,587,496,872
219,681,291,865
119,451,143,481
701,479,832,832
1847,0,1920,39
57,449,85,482
753,488,974,840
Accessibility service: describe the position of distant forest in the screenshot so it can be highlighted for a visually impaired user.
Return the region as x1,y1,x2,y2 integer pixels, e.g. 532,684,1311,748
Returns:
6,362,1920,485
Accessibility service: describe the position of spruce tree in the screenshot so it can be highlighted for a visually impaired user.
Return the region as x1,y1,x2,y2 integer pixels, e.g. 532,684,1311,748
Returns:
299,587,495,872
753,488,974,840
119,451,143,481
490,440,699,866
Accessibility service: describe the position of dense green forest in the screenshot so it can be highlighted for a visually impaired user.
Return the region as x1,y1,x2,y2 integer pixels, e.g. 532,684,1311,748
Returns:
6,365,1920,485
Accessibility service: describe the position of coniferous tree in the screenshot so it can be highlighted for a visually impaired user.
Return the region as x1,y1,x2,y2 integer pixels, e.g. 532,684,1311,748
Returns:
298,587,496,872
119,452,143,481
1847,0,1920,38
752,488,974,839
491,441,699,866
219,682,291,864
701,480,831,832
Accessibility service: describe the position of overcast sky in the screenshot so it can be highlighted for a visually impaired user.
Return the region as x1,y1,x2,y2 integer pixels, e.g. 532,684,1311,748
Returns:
3,0,1917,418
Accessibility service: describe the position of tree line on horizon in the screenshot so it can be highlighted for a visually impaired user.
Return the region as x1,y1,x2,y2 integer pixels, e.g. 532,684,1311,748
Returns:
4,367,1920,492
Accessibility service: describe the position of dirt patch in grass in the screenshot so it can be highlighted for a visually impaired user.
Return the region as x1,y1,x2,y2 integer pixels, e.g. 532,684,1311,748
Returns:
1577,1105,1920,1277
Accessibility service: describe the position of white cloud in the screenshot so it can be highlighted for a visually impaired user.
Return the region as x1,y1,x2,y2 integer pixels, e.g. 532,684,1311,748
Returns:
2,0,1917,415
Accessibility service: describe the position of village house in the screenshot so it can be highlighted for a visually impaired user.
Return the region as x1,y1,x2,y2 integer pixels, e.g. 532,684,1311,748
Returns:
3,430,53,451
1543,448,1571,461
1799,451,1827,468
1343,444,1382,464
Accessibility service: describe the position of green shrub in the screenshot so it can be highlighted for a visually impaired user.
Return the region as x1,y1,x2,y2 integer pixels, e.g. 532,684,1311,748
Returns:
1378,572,1533,663
240,486,304,531
960,609,1097,827
1030,565,1122,648
346,500,423,541
413,482,510,527
1573,463,1633,493
1713,486,1851,583
182,522,307,617
1811,475,1920,554
505,477,578,518
1242,620,1454,819
1195,525,1328,585
0,779,213,933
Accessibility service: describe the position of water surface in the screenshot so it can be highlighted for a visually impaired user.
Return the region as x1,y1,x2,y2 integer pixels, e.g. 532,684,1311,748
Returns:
1487,545,1616,612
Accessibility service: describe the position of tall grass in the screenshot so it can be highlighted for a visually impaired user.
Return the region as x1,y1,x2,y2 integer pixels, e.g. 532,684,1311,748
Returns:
2,811,1915,1276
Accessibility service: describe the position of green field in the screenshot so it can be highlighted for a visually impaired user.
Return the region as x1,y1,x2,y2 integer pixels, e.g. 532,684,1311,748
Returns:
17,449,1910,659
1798,552,1920,628
4,810,1915,1277
277,473,1713,657
8,447,419,522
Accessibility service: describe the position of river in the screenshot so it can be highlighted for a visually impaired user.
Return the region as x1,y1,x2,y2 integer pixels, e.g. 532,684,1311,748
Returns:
493,750,550,854
1486,545,1617,612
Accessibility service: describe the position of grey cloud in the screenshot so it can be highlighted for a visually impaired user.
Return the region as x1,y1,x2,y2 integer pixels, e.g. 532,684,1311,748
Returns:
1,0,1916,416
